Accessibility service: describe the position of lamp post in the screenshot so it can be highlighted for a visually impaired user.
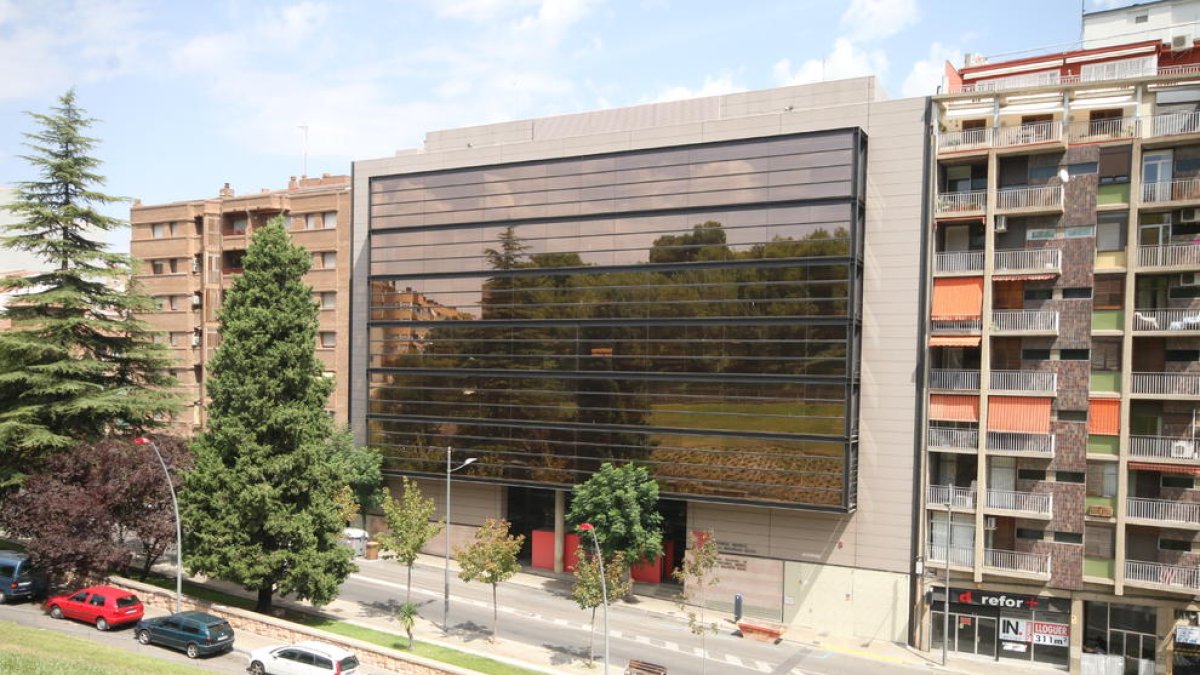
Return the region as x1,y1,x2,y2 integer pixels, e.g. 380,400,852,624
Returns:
134,436,183,615
443,446,477,633
578,522,609,675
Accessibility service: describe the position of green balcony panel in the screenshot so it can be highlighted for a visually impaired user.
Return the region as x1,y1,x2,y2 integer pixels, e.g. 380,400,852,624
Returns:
1097,183,1130,205
1090,371,1121,393
1084,556,1115,579
1092,310,1123,332
1088,435,1119,456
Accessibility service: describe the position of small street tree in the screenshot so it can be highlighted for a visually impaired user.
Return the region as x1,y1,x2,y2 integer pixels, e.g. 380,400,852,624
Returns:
567,463,663,563
0,90,178,490
455,518,523,642
376,476,442,604
673,529,721,675
181,217,353,613
572,547,632,667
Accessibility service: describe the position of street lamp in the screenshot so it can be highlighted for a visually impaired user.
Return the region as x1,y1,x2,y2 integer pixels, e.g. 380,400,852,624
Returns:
134,436,183,615
443,446,477,633
578,522,609,675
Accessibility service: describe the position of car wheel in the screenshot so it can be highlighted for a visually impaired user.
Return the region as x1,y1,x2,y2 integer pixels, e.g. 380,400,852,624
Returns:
137,629,151,645
249,661,266,675
185,643,199,659
95,617,109,631
49,605,63,619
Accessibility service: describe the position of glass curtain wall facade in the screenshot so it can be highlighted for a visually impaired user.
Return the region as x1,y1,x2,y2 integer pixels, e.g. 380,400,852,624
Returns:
365,130,866,511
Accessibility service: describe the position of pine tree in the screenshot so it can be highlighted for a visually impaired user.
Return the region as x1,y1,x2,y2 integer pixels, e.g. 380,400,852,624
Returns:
0,90,178,489
181,217,353,613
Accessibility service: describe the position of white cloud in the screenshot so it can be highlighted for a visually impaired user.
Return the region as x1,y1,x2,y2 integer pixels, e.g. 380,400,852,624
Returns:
429,0,539,21
841,0,918,43
649,74,741,103
901,42,962,97
1086,0,1130,10
773,38,889,86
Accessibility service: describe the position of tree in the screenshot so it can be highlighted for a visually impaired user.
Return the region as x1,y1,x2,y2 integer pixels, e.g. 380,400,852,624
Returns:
0,90,178,490
572,547,632,667
181,217,353,613
455,518,524,642
1,438,190,585
673,530,721,675
567,463,663,563
328,429,383,527
376,476,442,604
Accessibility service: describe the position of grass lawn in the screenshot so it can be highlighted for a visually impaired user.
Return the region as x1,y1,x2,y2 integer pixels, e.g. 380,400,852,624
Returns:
0,619,202,674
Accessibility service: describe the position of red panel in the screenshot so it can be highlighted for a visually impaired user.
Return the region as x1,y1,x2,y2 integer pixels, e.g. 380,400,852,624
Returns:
531,530,555,570
563,533,581,572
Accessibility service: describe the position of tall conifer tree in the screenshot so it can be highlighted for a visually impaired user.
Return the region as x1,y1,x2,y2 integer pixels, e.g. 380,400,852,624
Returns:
0,90,177,488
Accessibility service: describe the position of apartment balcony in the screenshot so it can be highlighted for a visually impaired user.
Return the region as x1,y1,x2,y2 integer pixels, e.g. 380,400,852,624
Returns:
1125,560,1200,594
989,369,1057,394
1066,116,1140,144
927,426,979,452
1145,110,1200,139
986,430,1056,458
1131,372,1200,398
1126,497,1200,528
993,248,1061,275
1129,435,1199,464
931,318,983,335
1142,178,1200,205
935,190,987,216
994,122,1062,149
1132,308,1200,333
983,548,1051,580
937,128,992,154
991,309,1059,335
925,542,975,569
934,250,985,276
927,484,977,510
930,369,981,391
985,489,1053,518
1136,244,1200,270
995,185,1064,214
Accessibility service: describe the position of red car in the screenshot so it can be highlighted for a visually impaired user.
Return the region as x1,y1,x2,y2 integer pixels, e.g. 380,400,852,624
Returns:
44,585,144,631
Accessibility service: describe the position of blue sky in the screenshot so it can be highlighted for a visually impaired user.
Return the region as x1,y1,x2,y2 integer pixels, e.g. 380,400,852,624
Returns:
0,0,1135,253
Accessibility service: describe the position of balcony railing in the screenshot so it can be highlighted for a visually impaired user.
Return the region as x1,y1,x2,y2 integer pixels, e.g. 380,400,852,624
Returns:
928,484,978,508
1066,117,1140,143
1131,309,1200,332
930,369,981,391
986,489,1052,516
1129,435,1199,461
994,248,1061,274
931,318,983,334
1146,111,1200,138
996,185,1063,211
928,426,979,450
938,128,992,152
995,122,1061,148
951,63,1200,94
1126,560,1200,592
936,190,987,214
991,310,1059,334
935,250,985,274
989,369,1057,393
986,431,1056,456
926,542,975,567
984,548,1051,577
1137,244,1200,269
1142,178,1200,203
1131,372,1200,396
1127,497,1200,526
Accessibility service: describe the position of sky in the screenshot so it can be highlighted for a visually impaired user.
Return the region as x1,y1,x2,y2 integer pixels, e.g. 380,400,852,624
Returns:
0,0,1142,256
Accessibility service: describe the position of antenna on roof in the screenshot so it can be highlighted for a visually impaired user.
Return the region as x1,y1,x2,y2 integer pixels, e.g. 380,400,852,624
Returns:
298,124,309,177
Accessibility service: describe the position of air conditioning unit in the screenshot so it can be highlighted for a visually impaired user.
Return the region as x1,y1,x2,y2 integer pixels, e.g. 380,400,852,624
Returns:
1172,34,1194,52
1181,208,1200,224
994,215,1008,233
1087,504,1115,518
1183,272,1200,286
1172,440,1197,459
190,334,201,347
985,516,998,531
191,295,201,308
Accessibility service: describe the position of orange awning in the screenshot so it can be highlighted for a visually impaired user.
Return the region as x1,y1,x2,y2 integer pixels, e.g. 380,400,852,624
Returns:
994,274,1058,282
932,277,984,320
930,336,983,347
930,394,980,422
1129,462,1200,475
988,396,1052,433
1089,399,1120,436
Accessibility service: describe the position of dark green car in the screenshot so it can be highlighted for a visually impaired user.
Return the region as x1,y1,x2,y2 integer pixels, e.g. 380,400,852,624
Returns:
134,611,235,658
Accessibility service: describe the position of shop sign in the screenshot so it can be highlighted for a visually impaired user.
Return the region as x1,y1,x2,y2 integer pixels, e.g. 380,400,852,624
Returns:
1178,625,1200,646
1001,618,1030,642
954,588,1042,609
999,618,1069,646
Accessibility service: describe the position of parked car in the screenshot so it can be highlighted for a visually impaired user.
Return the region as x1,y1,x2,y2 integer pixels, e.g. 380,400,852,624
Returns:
248,640,360,675
135,610,235,659
44,585,143,630
0,552,45,604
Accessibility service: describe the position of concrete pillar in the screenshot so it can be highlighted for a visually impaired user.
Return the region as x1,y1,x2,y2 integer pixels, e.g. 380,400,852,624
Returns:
1069,596,1083,674
554,490,566,573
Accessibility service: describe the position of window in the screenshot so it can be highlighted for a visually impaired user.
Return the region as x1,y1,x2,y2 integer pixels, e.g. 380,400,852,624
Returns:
319,252,336,269
323,211,337,229
1054,531,1083,544
1023,348,1051,360
1068,162,1098,176
1135,13,1148,23
1162,475,1195,489
1017,528,1045,540
1166,349,1200,362
306,213,321,230
1092,340,1121,371
151,223,168,239
319,332,336,348
226,216,248,235
88,594,105,606
1159,538,1193,551
1087,463,1117,498
1099,146,1132,184
1086,525,1115,558
1029,165,1059,180
1097,212,1127,252
151,259,167,275
319,292,336,309
315,656,333,670
1060,349,1090,360
169,258,179,274
1065,226,1095,238
69,592,88,602
1025,288,1053,301
1170,284,1200,299
1062,287,1091,299
168,296,180,311
1018,468,1045,481
1059,410,1087,422
1094,275,1123,309
1056,471,1085,483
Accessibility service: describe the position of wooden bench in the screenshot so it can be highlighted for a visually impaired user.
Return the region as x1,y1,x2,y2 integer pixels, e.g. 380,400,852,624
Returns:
625,659,668,675
737,621,785,643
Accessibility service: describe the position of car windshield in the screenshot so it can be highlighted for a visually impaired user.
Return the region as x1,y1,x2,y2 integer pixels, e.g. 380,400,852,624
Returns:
116,595,140,608
339,656,360,670
208,621,233,637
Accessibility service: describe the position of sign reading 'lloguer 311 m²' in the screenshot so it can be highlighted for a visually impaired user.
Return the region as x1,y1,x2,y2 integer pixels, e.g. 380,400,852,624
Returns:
364,130,866,512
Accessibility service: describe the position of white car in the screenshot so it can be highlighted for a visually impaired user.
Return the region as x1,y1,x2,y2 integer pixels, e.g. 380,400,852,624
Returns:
247,641,360,675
